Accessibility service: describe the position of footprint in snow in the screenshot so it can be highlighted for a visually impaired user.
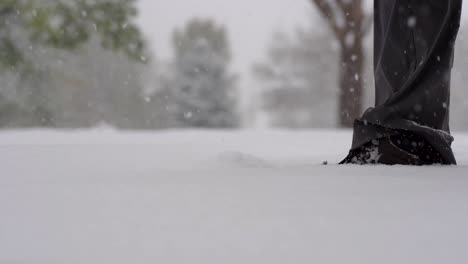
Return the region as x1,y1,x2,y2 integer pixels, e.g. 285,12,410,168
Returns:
217,151,274,168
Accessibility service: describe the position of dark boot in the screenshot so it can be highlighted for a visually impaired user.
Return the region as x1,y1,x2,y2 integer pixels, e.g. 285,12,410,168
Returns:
342,0,462,165
341,131,445,165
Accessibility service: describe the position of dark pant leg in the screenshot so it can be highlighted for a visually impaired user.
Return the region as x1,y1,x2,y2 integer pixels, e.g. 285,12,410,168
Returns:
345,0,462,164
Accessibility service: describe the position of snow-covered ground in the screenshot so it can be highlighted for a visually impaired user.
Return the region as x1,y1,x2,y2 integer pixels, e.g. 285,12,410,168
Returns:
1,129,468,264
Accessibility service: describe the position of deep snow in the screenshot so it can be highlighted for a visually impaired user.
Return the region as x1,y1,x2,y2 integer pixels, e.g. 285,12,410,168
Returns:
1,129,468,264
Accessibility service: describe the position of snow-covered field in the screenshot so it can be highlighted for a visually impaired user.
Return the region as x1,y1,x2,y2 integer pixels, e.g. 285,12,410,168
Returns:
1,129,468,264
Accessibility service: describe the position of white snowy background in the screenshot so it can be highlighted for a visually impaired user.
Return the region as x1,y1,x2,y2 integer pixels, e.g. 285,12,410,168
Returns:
2,1,468,263
1,129,468,264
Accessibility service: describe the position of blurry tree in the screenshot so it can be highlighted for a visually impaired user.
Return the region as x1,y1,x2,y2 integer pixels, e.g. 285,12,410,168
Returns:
1,0,144,67
44,39,148,129
143,63,180,129
0,93,22,125
0,0,146,128
0,61,54,127
310,0,371,127
450,26,468,131
254,29,338,128
163,19,239,128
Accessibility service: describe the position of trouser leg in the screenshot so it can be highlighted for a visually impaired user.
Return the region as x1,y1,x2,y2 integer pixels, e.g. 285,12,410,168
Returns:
343,0,462,165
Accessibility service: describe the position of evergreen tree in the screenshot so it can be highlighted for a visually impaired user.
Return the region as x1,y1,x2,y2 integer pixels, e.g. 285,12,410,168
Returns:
167,19,239,128
0,0,146,128
0,0,145,67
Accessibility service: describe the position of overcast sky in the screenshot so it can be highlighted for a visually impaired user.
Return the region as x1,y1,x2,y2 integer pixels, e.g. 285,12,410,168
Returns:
137,0,315,75
137,0,467,72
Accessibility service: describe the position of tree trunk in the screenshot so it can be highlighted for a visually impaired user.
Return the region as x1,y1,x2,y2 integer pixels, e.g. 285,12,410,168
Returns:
310,0,368,127
338,37,364,127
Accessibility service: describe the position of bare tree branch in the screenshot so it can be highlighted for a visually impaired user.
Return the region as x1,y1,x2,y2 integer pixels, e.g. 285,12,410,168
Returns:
311,0,343,38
